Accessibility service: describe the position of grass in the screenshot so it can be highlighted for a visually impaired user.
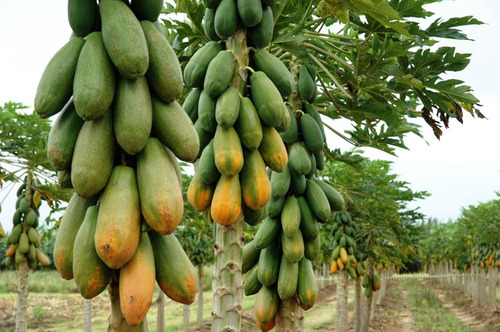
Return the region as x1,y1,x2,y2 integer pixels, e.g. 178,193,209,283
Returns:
403,279,470,332
0,270,78,294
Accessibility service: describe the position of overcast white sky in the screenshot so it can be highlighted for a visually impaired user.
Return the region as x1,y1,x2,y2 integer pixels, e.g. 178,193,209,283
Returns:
1,0,499,232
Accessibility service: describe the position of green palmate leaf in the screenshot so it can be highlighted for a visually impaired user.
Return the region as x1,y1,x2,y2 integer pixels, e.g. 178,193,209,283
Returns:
426,16,484,40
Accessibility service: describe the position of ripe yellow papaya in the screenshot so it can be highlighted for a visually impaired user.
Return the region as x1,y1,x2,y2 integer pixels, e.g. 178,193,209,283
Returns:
187,171,215,212
211,175,242,226
240,149,271,211
258,126,288,172
214,125,244,176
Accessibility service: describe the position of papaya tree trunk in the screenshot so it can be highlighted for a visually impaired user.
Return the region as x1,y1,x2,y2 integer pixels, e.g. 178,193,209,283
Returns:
275,297,303,331
108,271,146,332
360,260,374,332
489,266,498,312
354,277,362,332
157,291,164,332
15,259,29,332
83,299,92,332
479,267,487,307
336,269,348,332
197,264,204,329
183,304,190,332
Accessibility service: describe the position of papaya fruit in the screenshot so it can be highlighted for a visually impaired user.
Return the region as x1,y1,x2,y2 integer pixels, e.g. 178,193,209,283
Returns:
68,0,97,37
24,209,38,227
240,149,271,211
255,285,279,324
234,97,263,151
27,244,37,263
297,258,318,310
149,231,197,304
210,175,242,226
253,216,280,250
100,0,149,79
73,31,116,120
214,0,238,39
119,232,156,327
281,229,304,263
151,96,200,162
204,0,222,8
275,103,291,132
242,240,260,274
373,275,381,291
312,178,345,212
184,41,222,88
266,194,284,218
35,37,85,118
131,0,164,21
137,138,184,235
244,264,262,296
243,204,266,226
95,166,141,269
58,170,73,189
36,248,51,266
270,166,291,197
250,71,286,127
305,179,331,221
18,232,30,254
71,111,115,198
73,206,112,299
214,126,244,176
237,0,263,27
253,49,294,98
277,255,299,300
304,235,320,260
47,101,84,171
27,227,41,248
288,142,312,175
198,140,220,184
54,193,97,280
5,243,18,257
248,6,273,49
337,257,344,270
183,88,201,123
198,89,217,133
113,75,152,155
203,8,220,41
12,209,22,227
256,317,276,332
257,241,280,287
215,87,240,128
289,165,307,195
204,51,234,98
298,65,315,101
303,103,326,143
298,196,319,241
330,260,338,274
314,149,325,170
194,119,213,160
300,114,324,154
258,126,288,172
281,195,301,238
142,20,183,103
187,171,215,212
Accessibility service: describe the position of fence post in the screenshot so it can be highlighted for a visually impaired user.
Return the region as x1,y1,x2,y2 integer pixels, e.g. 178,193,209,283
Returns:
489,266,498,312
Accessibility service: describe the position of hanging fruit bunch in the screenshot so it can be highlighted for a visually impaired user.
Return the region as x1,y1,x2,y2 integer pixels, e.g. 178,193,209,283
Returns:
4,176,51,269
35,0,198,327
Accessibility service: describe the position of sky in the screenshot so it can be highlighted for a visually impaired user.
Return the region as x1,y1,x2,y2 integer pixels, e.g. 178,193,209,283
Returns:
0,0,500,231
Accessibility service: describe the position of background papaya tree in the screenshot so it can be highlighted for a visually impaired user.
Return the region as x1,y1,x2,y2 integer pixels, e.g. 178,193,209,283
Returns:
0,102,71,331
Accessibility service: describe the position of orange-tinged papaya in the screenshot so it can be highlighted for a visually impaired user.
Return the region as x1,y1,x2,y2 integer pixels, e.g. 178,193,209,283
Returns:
255,285,278,324
340,247,349,265
214,125,244,176
297,258,318,310
330,260,338,274
95,166,141,269
258,126,288,172
240,149,271,211
36,249,51,266
256,316,275,332
337,257,345,270
54,193,98,280
120,232,155,327
149,231,197,304
73,206,112,299
137,138,184,235
211,175,242,226
187,171,215,212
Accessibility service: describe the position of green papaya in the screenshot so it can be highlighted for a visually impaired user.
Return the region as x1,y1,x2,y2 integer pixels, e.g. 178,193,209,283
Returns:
250,71,286,127
9,224,23,244
142,20,183,103
194,120,213,160
270,166,290,197
47,101,84,171
18,232,30,254
255,285,279,324
297,258,318,310
149,231,197,304
298,196,319,241
281,229,304,263
198,89,217,133
304,235,320,260
280,106,298,144
281,195,301,238
288,142,312,175
243,204,266,226
304,103,326,143
253,216,280,250
151,96,200,162
203,8,220,41
113,75,152,155
253,49,294,98
204,51,234,98
237,0,263,27
100,0,149,79
214,0,238,39
298,65,315,101
73,206,112,299
184,41,222,88
266,194,285,218
131,0,164,21
244,264,262,296
289,166,306,195
24,209,38,227
234,97,263,150
35,37,85,118
137,138,184,235
300,114,323,154
242,240,260,273
68,0,97,37
277,255,298,300
95,166,141,269
54,193,98,280
215,87,240,128
198,140,220,184
71,111,115,198
183,88,202,123
248,6,273,49
258,241,280,287
312,178,345,211
213,126,243,176
73,31,116,120
27,227,41,248
305,179,331,221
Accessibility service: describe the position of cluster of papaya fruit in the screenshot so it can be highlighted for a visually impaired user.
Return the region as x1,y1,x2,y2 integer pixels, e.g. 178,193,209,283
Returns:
362,273,381,297
202,0,275,48
473,243,500,268
330,211,367,280
35,0,198,327
4,178,51,269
